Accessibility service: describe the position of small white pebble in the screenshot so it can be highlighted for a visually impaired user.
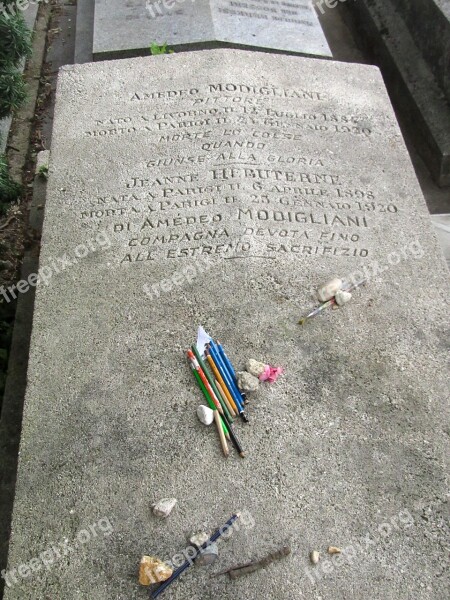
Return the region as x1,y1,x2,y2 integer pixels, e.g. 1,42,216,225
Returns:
335,290,352,306
196,405,214,426
310,550,320,564
152,498,177,518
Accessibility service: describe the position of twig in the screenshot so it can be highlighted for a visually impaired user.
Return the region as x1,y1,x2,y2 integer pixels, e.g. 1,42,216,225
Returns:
213,546,291,579
0,216,16,231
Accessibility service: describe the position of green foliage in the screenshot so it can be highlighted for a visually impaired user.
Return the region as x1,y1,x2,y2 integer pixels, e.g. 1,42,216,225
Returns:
0,63,27,119
38,164,48,179
150,42,174,55
0,12,32,68
0,154,22,207
0,9,32,120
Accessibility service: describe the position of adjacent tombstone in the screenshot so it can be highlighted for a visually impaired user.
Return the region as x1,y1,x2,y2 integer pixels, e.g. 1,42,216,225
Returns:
3,50,449,599
393,0,450,100
93,0,332,59
345,0,450,186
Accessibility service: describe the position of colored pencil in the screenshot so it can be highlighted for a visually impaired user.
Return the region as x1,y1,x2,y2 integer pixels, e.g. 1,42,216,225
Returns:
190,352,245,457
209,342,244,409
188,358,229,438
224,419,245,458
217,342,237,383
201,355,245,456
208,344,249,422
187,350,224,416
206,354,239,414
192,368,229,439
151,514,241,598
191,345,233,422
215,378,236,418
214,409,229,457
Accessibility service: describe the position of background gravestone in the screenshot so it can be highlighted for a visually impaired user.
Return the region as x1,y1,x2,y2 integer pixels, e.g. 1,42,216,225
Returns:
345,0,450,186
93,0,332,59
3,50,449,600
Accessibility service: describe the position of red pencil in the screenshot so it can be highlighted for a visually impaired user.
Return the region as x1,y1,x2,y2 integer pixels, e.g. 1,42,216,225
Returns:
187,350,224,416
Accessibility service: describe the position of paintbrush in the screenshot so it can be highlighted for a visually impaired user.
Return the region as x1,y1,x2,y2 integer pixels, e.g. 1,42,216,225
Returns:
299,278,367,325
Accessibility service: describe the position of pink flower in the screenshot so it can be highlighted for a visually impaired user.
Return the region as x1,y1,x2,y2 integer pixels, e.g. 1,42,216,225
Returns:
259,365,283,383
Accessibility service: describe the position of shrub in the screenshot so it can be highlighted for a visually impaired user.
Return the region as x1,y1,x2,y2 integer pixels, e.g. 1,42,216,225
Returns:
0,153,22,208
0,12,32,68
0,63,27,119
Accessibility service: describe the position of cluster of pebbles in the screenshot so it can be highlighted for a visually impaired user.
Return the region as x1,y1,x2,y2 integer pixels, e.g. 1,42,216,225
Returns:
317,277,352,306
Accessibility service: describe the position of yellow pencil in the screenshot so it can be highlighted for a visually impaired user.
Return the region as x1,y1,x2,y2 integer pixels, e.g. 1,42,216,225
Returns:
214,409,229,457
207,354,239,414
215,378,236,418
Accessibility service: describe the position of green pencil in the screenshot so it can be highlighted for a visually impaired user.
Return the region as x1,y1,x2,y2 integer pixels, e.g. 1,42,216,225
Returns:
191,345,233,422
191,366,229,437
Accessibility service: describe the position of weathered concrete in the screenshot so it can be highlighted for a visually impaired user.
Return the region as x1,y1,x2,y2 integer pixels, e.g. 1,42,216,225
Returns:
93,0,331,59
431,213,450,269
394,0,450,100
74,0,95,64
345,0,450,186
3,50,449,600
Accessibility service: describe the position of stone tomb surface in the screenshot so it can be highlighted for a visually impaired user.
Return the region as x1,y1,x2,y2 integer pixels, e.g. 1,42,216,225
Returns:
4,51,449,599
93,0,332,59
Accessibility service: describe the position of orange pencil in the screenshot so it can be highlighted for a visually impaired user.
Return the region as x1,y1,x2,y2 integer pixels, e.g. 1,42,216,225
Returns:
215,379,236,418
206,354,239,414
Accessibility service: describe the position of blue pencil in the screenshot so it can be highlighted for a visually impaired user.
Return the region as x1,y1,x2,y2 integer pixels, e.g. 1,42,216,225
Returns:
217,342,248,404
217,342,237,383
211,342,245,407
208,343,242,410
208,344,248,422
151,514,240,598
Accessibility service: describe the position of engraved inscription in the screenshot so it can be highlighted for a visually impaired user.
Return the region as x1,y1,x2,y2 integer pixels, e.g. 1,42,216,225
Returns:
75,79,400,264
216,0,314,25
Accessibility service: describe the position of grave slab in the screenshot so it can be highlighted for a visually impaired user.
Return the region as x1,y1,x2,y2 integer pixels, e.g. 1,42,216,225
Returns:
3,50,449,600
345,0,450,186
93,0,331,59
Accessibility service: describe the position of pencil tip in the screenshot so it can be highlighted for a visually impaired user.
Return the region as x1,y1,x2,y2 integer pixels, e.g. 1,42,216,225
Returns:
239,452,245,458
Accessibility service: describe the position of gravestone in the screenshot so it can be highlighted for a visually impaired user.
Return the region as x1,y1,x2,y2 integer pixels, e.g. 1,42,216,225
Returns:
393,0,450,100
3,50,449,599
93,0,332,59
345,0,450,186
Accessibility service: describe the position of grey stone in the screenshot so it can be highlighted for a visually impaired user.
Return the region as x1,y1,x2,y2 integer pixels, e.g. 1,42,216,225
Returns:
195,542,219,566
152,498,177,518
189,531,209,548
75,0,95,64
317,277,343,302
3,50,450,600
245,358,266,378
334,289,352,306
93,0,331,60
237,371,260,393
431,214,450,270
35,150,50,176
393,0,450,100
345,0,450,186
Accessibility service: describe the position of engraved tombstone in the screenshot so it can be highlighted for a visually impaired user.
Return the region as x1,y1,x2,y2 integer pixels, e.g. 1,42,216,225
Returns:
93,0,332,59
3,51,449,600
